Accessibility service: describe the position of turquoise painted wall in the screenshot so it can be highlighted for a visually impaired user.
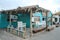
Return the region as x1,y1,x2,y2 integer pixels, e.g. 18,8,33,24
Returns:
0,13,17,28
33,12,43,22
0,12,30,28
12,22,17,28
48,12,52,17
0,13,9,28
44,11,52,26
0,13,1,28
0,11,52,28
17,13,30,28
47,12,52,26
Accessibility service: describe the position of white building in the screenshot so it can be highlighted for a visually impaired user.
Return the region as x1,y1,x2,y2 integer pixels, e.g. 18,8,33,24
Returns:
52,12,60,25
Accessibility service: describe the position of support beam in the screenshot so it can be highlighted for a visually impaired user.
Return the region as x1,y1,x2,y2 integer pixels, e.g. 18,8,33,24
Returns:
46,11,48,30
30,9,33,37
9,11,12,27
51,14,53,25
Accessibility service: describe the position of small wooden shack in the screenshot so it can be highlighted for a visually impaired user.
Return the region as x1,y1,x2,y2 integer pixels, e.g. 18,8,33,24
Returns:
0,5,52,36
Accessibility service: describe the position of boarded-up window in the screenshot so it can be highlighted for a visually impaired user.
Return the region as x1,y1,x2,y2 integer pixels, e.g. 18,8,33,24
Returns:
34,16,40,22
32,16,40,22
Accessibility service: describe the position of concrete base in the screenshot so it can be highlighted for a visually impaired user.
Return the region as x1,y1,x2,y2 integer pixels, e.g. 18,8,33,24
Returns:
46,25,55,31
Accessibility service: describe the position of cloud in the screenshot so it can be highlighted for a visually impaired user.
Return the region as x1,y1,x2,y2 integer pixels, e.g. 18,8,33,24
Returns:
0,0,38,10
0,0,60,13
38,0,60,13
0,6,2,11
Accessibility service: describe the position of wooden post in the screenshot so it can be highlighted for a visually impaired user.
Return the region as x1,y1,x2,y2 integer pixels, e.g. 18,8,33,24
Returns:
6,12,9,32
6,11,11,32
30,9,33,37
46,11,48,30
9,11,13,33
10,11,12,27
51,14,53,26
23,26,26,39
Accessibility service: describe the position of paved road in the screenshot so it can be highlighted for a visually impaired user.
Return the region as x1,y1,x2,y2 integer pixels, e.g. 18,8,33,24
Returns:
30,27,60,40
0,27,60,40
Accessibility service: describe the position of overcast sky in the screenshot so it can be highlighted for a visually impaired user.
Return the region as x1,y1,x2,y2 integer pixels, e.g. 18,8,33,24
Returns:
0,0,60,13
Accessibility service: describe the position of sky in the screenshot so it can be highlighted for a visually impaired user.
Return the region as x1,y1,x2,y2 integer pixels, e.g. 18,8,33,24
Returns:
0,0,60,14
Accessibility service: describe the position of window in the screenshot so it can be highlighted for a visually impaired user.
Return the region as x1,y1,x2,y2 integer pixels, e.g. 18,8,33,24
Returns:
55,18,57,22
32,16,40,22
42,17,46,21
7,15,17,22
59,18,60,22
34,16,40,22
42,18,45,21
10,15,17,19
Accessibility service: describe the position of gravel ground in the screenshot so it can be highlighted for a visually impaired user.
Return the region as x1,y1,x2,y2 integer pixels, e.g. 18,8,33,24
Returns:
0,27,60,40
